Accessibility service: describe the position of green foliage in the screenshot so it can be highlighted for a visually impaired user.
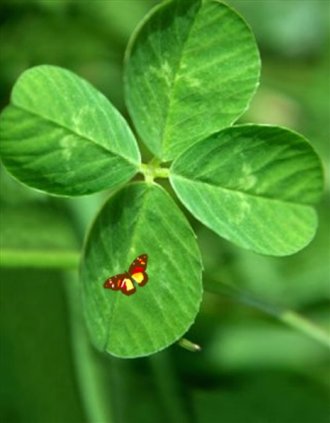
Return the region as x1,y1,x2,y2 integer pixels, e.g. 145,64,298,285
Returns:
81,182,202,357
0,66,140,196
170,124,323,255
0,0,325,361
0,1,329,422
124,0,260,161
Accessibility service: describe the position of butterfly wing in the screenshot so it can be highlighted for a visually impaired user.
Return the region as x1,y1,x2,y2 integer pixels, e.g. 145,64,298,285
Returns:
103,273,127,290
104,254,148,295
129,254,148,287
104,272,136,296
120,275,136,296
129,254,148,273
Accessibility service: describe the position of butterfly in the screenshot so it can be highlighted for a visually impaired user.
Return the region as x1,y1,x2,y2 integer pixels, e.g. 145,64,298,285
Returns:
103,254,148,296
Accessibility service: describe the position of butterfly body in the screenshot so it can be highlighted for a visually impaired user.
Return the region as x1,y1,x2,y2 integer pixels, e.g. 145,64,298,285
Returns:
103,254,148,296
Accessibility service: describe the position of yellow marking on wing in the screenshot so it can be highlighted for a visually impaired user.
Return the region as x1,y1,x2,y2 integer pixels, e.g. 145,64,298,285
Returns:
131,272,144,284
123,278,135,292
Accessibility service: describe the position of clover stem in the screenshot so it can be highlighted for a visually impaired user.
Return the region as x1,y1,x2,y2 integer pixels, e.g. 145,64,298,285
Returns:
205,278,330,350
139,159,170,183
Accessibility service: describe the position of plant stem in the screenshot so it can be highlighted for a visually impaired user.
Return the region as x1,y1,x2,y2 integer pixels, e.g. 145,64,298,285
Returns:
0,249,80,269
279,310,330,349
65,194,116,423
64,272,114,423
1,249,114,421
205,279,330,349
139,160,170,183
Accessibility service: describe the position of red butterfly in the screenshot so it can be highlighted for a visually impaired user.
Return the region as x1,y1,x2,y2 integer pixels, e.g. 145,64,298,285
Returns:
103,254,148,296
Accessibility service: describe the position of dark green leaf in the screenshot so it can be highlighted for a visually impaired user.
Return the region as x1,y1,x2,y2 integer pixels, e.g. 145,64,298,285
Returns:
124,0,260,161
0,65,140,196
80,182,202,358
170,125,323,256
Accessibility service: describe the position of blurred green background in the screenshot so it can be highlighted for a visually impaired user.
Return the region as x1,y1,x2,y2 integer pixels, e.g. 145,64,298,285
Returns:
0,1,329,422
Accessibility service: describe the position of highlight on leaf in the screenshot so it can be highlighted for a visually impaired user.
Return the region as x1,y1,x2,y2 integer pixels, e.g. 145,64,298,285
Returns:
0,65,140,196
170,124,324,256
125,0,260,161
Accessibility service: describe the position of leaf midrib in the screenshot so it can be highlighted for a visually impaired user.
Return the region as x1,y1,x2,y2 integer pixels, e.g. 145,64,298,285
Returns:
11,103,138,167
171,173,315,207
160,1,202,158
103,183,152,351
